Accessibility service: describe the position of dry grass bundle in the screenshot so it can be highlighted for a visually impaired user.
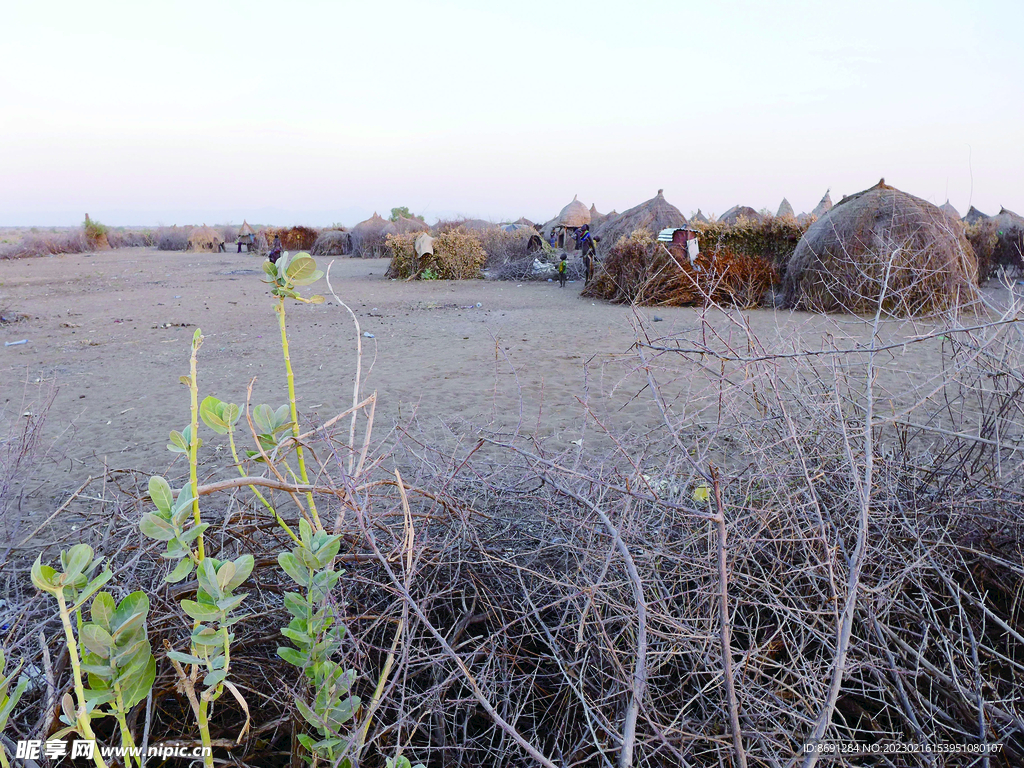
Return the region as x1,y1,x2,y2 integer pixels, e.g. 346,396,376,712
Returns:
351,213,398,258
0,231,90,259
106,228,156,248
385,227,486,279
594,190,687,254
783,180,979,315
966,208,1024,281
263,226,319,251
310,229,352,256
187,225,225,252
583,229,777,307
83,215,110,250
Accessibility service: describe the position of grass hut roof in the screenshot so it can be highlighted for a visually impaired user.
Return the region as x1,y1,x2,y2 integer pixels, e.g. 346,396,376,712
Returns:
939,200,961,221
459,219,499,232
720,205,765,225
393,216,430,234
187,225,225,252
593,190,686,252
691,209,709,224
963,205,989,225
782,179,978,315
811,190,833,218
238,220,255,237
558,196,591,228
514,217,536,228
776,198,795,219
351,213,398,257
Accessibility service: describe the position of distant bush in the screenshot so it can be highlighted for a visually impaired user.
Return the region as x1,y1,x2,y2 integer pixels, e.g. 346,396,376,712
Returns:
477,228,542,268
107,228,156,248
691,217,808,278
0,231,90,259
157,227,190,251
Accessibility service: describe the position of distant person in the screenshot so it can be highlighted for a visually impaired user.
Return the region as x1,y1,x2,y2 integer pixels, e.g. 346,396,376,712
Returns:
549,229,557,248
579,226,596,284
557,254,567,288
268,235,283,265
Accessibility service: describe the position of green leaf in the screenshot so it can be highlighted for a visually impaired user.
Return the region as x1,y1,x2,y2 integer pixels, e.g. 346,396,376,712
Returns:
226,554,254,592
80,624,113,659
222,403,241,427
286,255,317,284
166,650,204,666
90,592,116,633
294,698,324,729
62,544,94,582
262,260,278,278
203,668,227,688
273,404,291,430
292,269,324,287
148,476,174,514
315,537,342,568
281,626,313,646
121,655,155,710
167,430,188,454
166,558,195,583
196,559,223,601
200,396,229,434
111,592,150,634
278,552,310,587
177,522,208,545
139,513,175,541
306,293,326,304
191,627,226,648
181,599,222,622
276,646,308,668
283,591,306,617
179,375,192,387
192,328,202,346
253,404,274,435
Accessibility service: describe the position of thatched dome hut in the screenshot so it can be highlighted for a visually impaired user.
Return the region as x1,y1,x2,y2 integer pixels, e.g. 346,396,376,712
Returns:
776,198,795,219
939,200,961,222
969,207,1024,278
237,221,255,241
393,216,430,235
691,209,709,224
351,213,398,258
459,219,499,232
558,196,591,229
187,225,225,253
720,205,765,225
593,190,686,254
310,229,352,256
811,190,833,219
782,180,978,315
963,206,989,225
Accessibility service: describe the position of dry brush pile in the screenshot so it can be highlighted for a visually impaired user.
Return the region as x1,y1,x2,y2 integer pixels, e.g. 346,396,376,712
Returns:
584,230,777,308
385,228,487,280
2,263,1023,767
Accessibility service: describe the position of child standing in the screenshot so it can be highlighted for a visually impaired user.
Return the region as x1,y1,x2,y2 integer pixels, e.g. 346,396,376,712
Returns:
557,255,567,287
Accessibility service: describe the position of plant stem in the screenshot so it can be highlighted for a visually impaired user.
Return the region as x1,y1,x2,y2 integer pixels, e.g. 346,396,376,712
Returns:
276,300,321,529
197,697,213,768
55,591,109,768
189,337,204,561
112,683,141,768
227,426,299,544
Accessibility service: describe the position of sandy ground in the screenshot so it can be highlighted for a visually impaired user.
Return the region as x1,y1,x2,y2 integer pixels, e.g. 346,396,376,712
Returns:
0,246,1003,527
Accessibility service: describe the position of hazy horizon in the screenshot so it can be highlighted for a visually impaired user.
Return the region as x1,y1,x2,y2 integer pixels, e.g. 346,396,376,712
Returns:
2,0,1022,228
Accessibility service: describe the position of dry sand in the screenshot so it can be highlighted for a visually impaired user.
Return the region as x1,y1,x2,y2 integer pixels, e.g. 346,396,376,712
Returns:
0,246,977,526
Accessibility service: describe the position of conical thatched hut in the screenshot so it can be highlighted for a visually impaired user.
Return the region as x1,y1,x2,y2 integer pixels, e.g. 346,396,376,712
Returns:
963,206,989,225
939,200,961,222
720,205,765,225
691,209,709,224
559,196,591,228
187,225,225,253
593,190,686,254
782,180,978,315
589,204,611,229
811,190,833,218
310,228,352,256
393,216,430,235
351,213,398,258
514,217,536,229
776,198,795,219
968,207,1024,279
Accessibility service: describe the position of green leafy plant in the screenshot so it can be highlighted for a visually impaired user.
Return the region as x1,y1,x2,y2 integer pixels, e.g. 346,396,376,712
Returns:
278,519,360,765
31,544,113,768
262,252,325,529
79,591,156,767
0,650,30,768
420,266,439,280
386,757,425,768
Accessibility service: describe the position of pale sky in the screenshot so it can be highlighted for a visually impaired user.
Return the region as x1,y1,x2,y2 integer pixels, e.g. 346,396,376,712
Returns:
2,0,1021,226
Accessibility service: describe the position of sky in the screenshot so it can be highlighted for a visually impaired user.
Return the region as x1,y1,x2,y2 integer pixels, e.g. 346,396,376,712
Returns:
1,0,1022,227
